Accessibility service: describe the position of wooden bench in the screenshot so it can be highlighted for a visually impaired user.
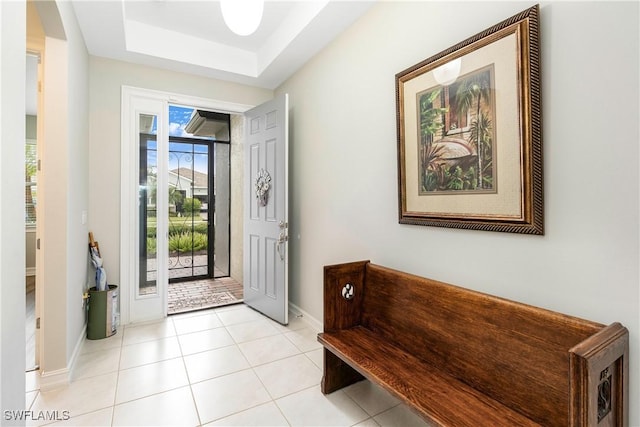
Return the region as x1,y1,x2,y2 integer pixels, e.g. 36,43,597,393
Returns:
317,261,629,426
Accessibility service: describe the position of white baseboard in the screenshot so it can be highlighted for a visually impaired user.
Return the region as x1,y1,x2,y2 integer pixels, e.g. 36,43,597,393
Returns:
289,302,322,333
39,367,69,392
39,324,86,391
68,324,86,378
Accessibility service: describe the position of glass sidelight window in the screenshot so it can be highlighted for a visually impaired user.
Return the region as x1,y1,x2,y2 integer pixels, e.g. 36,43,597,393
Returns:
138,115,158,296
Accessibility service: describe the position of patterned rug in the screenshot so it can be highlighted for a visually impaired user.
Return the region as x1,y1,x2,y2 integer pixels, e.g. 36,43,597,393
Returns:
168,291,240,314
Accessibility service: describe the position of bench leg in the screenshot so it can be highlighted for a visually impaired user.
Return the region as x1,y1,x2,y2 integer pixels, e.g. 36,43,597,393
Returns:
321,349,364,394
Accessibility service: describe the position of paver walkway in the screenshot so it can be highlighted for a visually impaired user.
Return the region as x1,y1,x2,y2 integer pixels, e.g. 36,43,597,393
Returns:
168,276,243,314
144,255,242,314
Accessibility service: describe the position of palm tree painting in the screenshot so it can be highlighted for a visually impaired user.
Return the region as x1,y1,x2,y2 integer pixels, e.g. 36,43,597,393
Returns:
418,65,496,194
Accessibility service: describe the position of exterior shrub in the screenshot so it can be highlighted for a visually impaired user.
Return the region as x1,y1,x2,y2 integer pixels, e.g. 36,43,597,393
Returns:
168,232,207,253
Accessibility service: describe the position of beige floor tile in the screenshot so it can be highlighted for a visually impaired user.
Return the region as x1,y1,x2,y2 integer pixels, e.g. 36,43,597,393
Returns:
178,327,235,355
72,346,121,380
269,313,309,333
50,407,113,427
173,312,223,335
253,354,322,399
238,334,301,366
373,404,432,427
112,386,199,426
81,331,123,355
283,328,323,352
212,303,245,314
30,372,117,425
354,418,382,427
204,401,289,426
25,410,73,427
343,380,400,417
119,336,182,369
183,345,250,383
115,357,188,404
216,305,264,326
305,348,323,369
276,386,369,426
226,318,280,343
122,319,176,346
169,309,209,320
191,369,271,424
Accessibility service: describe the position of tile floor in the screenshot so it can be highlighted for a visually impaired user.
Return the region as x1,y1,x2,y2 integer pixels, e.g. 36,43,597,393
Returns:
25,303,430,427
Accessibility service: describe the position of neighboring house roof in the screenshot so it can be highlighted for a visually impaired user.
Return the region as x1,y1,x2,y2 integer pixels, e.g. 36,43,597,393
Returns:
170,168,208,188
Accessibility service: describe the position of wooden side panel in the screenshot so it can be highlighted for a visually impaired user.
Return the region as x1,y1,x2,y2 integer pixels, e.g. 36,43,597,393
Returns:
569,323,629,427
322,260,369,332
360,263,604,427
320,260,369,394
320,348,364,394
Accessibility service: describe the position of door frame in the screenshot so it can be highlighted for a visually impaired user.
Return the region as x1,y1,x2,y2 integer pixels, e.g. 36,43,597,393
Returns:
30,47,44,371
120,86,253,325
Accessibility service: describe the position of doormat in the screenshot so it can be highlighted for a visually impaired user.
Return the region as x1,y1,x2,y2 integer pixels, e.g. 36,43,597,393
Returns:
169,291,239,314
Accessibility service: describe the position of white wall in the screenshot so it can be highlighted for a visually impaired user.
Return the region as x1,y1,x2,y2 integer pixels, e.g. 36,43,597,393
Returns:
88,58,272,295
58,0,90,369
0,0,26,420
277,2,639,424
40,33,70,378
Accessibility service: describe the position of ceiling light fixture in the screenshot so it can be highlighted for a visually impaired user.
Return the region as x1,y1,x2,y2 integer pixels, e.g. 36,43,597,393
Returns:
220,0,264,36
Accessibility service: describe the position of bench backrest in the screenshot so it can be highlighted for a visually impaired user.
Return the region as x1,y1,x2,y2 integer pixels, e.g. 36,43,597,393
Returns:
359,263,603,426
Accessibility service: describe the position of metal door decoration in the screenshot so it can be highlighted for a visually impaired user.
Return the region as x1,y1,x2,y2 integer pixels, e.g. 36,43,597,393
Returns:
255,168,272,207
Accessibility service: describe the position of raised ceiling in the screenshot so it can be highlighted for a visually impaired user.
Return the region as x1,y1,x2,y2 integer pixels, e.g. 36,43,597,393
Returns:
71,0,374,89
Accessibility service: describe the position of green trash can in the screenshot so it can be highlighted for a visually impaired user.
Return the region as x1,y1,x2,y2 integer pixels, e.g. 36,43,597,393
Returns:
87,285,118,340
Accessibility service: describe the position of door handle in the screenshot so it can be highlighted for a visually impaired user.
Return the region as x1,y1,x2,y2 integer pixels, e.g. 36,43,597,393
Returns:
276,222,288,261
276,231,288,261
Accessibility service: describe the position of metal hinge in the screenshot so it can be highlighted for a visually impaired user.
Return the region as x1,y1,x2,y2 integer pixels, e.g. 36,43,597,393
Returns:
38,159,41,171
36,318,40,329
37,238,40,250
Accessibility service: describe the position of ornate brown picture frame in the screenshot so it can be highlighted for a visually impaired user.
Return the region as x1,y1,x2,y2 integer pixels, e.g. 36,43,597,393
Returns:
396,5,543,234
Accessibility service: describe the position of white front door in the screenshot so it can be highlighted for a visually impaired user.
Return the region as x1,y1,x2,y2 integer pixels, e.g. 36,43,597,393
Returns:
243,94,289,325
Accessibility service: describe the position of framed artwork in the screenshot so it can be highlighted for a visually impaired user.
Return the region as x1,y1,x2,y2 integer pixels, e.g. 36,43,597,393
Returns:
396,5,543,234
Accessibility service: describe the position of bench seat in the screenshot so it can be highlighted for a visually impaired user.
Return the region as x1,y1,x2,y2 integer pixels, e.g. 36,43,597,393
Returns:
318,261,629,426
319,326,540,426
